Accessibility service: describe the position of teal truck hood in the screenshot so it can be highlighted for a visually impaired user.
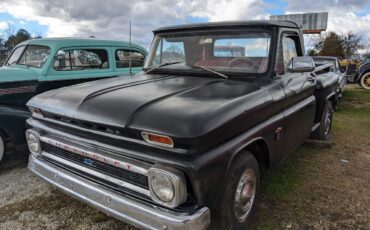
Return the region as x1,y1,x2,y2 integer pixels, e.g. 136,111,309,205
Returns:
0,65,38,83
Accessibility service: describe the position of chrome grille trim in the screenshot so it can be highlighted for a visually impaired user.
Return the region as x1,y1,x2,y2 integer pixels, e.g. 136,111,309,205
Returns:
38,135,152,197
41,152,150,197
40,135,149,175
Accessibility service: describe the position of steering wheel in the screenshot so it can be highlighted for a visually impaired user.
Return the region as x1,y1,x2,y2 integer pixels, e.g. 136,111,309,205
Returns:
228,58,258,69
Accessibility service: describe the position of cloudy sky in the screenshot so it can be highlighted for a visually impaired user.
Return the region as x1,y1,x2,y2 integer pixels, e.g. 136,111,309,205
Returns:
0,0,369,51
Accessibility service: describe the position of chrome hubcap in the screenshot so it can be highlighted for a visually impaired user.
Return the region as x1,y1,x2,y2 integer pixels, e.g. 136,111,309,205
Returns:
234,169,256,222
324,109,332,137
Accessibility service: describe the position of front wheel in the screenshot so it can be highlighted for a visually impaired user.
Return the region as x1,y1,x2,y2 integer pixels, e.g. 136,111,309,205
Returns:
359,72,370,90
220,152,260,230
311,101,333,140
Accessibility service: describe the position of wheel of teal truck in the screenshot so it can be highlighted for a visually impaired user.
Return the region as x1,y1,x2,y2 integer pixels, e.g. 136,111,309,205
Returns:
0,134,4,164
359,72,370,90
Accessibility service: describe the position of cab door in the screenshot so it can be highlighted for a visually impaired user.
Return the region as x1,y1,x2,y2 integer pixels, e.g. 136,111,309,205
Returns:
278,34,316,154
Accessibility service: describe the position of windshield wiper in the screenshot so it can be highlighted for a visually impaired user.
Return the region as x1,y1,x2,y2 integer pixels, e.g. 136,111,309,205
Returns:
194,66,228,79
144,61,183,74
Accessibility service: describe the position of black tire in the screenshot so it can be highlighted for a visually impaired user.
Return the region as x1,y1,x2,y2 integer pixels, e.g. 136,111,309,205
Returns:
359,72,370,90
311,101,333,140
219,151,260,230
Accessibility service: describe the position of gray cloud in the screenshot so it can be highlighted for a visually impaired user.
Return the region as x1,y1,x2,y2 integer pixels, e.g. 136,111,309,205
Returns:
284,0,369,12
0,0,368,51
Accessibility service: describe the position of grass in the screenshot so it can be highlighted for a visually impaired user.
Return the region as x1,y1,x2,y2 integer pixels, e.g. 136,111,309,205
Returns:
255,85,370,229
262,147,312,202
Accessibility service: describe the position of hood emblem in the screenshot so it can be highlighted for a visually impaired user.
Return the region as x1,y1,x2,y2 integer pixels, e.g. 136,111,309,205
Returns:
83,158,94,166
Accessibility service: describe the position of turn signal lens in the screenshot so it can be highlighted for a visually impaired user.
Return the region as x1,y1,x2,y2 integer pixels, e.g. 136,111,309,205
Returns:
141,132,174,147
29,107,44,118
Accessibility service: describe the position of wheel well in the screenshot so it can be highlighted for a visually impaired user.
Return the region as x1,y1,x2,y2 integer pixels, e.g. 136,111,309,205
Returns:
327,93,338,107
0,128,7,139
0,128,13,153
244,139,270,172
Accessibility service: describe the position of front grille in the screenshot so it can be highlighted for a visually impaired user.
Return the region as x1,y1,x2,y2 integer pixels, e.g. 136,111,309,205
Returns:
42,143,149,189
44,112,123,136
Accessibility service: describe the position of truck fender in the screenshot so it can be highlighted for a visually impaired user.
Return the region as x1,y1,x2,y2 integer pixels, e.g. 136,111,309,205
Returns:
326,92,338,109
228,137,271,172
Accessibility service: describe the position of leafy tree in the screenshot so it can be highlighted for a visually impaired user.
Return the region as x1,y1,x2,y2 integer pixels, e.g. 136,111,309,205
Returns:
320,32,344,57
309,31,364,59
5,29,31,49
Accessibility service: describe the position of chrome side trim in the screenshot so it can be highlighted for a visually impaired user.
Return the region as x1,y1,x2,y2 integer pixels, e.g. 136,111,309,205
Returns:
28,154,211,230
40,135,149,175
41,151,150,197
311,122,320,132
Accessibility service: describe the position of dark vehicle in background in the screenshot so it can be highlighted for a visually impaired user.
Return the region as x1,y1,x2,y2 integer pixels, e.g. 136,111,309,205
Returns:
312,56,347,107
0,38,147,164
355,61,370,89
26,21,338,229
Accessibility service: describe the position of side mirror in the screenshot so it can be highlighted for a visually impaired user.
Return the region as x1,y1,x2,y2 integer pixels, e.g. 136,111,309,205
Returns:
288,56,315,73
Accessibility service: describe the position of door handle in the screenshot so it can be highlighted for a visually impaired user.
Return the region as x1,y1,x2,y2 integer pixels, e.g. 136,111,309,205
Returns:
307,76,315,82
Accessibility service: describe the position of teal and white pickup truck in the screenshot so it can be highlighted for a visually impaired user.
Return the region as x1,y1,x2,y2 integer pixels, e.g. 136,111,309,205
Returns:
0,37,147,163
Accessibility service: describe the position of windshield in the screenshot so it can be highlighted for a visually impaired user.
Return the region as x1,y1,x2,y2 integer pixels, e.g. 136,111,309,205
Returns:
145,31,271,75
17,45,51,68
5,46,26,66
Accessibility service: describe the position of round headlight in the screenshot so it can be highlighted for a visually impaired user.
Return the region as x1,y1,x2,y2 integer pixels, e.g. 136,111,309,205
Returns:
26,130,41,155
150,174,175,202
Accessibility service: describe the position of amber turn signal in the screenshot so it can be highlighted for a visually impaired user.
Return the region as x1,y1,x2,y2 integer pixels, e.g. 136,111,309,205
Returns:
141,132,174,148
29,107,44,118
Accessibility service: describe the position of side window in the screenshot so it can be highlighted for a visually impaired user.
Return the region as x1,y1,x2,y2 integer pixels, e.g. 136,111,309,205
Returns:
282,37,298,71
54,49,109,71
115,50,145,68
276,35,299,75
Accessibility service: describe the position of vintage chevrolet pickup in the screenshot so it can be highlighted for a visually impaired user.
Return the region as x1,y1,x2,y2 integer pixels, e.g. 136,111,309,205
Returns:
26,21,338,229
0,38,147,163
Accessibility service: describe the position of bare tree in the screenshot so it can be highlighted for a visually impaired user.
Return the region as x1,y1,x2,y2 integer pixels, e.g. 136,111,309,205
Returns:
342,32,364,59
4,25,15,39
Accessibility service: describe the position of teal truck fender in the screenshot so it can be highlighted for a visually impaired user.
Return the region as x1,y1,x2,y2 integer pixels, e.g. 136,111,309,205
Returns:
0,105,30,153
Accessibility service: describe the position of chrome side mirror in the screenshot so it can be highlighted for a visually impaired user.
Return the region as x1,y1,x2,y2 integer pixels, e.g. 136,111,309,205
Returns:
288,56,315,73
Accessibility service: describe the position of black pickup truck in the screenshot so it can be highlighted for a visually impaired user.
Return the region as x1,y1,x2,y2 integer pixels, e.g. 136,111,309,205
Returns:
26,21,338,229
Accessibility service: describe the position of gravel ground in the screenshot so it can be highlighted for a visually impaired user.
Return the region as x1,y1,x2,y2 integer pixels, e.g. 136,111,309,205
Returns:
0,85,369,230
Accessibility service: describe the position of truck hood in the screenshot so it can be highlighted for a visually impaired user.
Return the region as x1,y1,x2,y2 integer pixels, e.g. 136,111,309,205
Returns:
0,65,38,83
28,74,272,139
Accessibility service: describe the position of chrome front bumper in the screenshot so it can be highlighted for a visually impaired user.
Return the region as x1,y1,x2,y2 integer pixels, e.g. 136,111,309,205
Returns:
28,154,210,230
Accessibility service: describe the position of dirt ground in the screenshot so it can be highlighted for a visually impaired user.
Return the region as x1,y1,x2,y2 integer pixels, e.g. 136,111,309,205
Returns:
0,85,369,230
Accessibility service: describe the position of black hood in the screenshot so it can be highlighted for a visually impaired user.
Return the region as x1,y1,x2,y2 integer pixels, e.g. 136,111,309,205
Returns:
28,74,272,139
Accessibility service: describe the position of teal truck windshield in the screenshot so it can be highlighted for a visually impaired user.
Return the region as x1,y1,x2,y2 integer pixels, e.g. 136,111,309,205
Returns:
5,46,26,66
6,45,51,68
18,45,51,68
145,31,271,74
